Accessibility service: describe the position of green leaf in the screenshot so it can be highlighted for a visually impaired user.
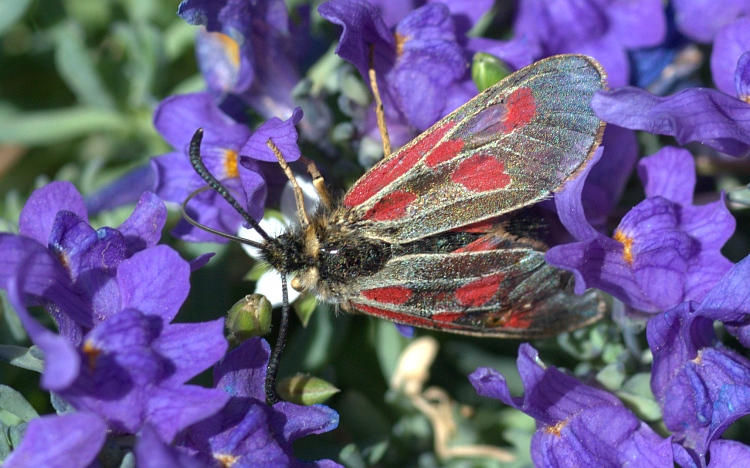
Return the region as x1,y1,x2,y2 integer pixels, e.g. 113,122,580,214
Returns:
0,385,38,422
0,290,26,343
339,443,367,468
293,294,318,327
0,345,44,373
0,0,33,36
277,373,340,405
374,319,409,382
0,107,128,145
0,421,12,459
51,22,116,109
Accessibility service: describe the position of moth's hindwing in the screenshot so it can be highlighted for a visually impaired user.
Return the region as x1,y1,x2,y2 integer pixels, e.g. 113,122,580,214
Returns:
343,54,607,244
347,230,605,337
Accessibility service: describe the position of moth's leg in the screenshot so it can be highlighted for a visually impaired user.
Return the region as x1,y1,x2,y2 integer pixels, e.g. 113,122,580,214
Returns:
298,155,333,211
266,138,311,228
368,44,392,158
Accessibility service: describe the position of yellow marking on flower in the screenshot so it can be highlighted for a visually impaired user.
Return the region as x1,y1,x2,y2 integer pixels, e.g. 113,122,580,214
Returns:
212,32,241,68
394,32,408,57
223,149,239,178
544,419,568,437
56,250,71,272
82,340,102,370
214,453,239,467
692,348,704,365
743,95,750,105
613,230,634,265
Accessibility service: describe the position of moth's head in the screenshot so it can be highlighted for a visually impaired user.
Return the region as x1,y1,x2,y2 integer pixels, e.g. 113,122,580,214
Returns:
260,232,309,275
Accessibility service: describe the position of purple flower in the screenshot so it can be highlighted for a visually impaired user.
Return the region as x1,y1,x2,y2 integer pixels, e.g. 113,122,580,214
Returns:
592,85,750,157
3,241,230,444
0,182,171,342
319,0,470,132
546,146,734,313
647,255,750,465
151,92,302,242
513,0,666,87
3,413,108,468
178,0,301,122
710,17,750,98
469,344,674,467
672,0,750,43
177,337,341,467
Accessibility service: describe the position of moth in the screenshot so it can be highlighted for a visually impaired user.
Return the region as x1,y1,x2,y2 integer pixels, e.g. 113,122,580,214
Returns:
187,54,608,402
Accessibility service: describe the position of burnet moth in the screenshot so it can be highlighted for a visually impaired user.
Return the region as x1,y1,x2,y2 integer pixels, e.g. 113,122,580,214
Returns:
186,54,608,403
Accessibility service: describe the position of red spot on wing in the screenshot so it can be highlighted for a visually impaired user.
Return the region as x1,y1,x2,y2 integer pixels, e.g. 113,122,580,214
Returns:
430,312,466,323
362,190,416,221
450,218,500,233
361,286,413,305
353,303,449,328
490,311,533,330
451,154,511,192
344,121,456,207
424,139,465,168
502,87,536,133
453,236,500,253
455,274,504,308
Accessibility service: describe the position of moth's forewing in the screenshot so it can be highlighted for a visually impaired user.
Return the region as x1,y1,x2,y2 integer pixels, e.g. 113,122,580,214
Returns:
343,54,607,243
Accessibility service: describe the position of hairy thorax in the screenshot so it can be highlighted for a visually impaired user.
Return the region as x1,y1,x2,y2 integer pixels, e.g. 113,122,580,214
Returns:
260,209,392,303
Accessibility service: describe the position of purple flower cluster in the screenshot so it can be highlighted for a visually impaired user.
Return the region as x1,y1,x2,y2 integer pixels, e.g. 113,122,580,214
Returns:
0,182,338,467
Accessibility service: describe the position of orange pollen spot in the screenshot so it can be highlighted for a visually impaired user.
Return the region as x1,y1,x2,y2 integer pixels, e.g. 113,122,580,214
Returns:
82,340,102,370
692,349,704,365
544,420,568,436
213,32,241,68
223,149,239,178
613,230,634,265
394,32,408,56
56,251,71,272
742,95,750,105
214,453,239,467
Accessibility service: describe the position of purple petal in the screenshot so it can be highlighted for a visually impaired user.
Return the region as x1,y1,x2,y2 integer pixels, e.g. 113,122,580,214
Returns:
607,0,666,49
153,93,251,152
135,424,207,468
672,0,749,43
711,17,750,96
147,386,231,443
154,319,227,386
117,191,167,256
546,235,659,311
272,402,340,442
195,29,254,96
239,107,303,162
117,245,190,323
583,126,637,229
18,181,88,245
530,405,673,468
4,271,82,391
189,252,215,271
637,147,696,203
592,87,750,157
3,413,107,468
0,234,93,331
318,0,396,78
214,337,269,400
698,254,750,323
394,323,415,338
708,440,750,467
737,51,750,102
85,164,156,215
554,147,604,241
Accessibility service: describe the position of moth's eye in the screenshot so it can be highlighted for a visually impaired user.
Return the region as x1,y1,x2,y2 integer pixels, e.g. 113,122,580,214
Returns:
290,276,303,292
